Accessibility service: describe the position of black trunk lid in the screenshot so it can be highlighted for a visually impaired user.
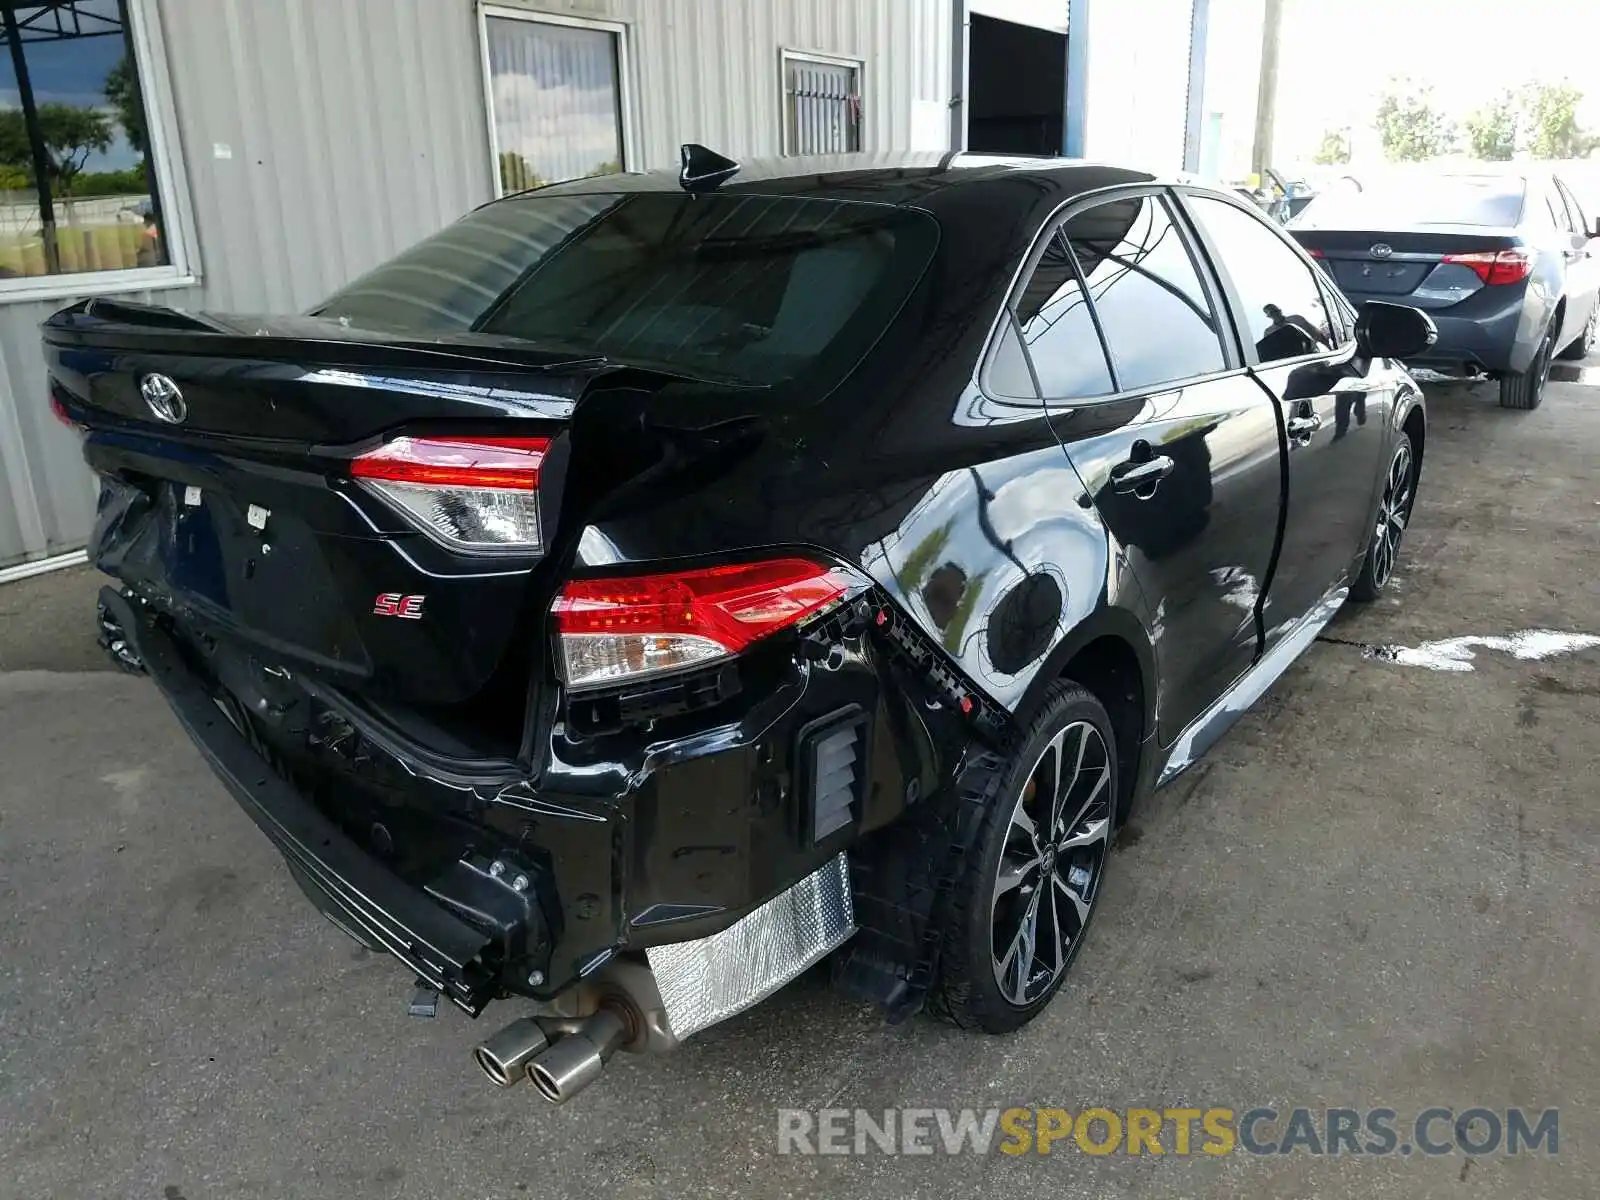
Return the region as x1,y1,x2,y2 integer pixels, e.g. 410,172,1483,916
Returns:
45,300,591,717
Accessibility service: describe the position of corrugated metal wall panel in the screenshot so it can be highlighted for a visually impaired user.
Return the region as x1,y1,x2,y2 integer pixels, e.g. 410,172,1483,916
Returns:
0,0,949,569
0,289,175,565
158,0,493,311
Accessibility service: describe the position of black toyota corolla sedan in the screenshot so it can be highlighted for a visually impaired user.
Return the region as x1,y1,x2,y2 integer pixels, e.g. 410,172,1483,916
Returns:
44,149,1433,1103
1291,171,1600,410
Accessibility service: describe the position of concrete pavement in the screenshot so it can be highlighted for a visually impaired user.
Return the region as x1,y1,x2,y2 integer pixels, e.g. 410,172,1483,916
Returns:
2,375,1597,1199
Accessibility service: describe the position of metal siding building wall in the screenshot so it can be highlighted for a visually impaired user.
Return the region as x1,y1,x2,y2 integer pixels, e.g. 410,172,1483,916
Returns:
0,0,949,570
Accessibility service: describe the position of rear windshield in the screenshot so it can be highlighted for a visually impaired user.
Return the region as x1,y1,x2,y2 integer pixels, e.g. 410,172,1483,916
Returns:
315,192,938,386
1292,177,1526,230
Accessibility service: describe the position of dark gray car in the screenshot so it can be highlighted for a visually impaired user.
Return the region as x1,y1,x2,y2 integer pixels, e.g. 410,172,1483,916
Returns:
1291,172,1600,409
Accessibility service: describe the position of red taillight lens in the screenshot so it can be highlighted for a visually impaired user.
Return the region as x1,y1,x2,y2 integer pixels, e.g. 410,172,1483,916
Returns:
552,558,851,689
351,435,550,552
1441,248,1533,286
49,390,78,428
1304,247,1326,259
352,436,549,489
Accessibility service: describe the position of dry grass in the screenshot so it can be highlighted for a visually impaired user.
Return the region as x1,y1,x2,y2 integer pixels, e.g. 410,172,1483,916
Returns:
0,223,149,276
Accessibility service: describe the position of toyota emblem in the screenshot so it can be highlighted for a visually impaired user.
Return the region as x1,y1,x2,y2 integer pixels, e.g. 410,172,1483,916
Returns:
1369,243,1394,260
140,373,187,424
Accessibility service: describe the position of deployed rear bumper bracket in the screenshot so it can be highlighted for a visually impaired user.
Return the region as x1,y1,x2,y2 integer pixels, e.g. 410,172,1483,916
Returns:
99,587,498,1014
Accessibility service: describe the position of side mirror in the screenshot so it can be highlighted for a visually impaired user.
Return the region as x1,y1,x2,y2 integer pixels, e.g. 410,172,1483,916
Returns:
1354,301,1437,361
1589,215,1600,240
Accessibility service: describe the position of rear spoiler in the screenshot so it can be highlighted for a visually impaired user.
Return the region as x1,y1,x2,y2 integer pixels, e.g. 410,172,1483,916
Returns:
46,299,758,389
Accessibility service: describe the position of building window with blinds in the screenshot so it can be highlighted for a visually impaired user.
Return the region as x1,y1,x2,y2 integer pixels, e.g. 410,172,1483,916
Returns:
781,51,862,156
0,0,182,292
480,7,630,196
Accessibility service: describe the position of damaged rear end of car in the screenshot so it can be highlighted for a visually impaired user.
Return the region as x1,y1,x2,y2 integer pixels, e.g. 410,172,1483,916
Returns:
45,178,993,1102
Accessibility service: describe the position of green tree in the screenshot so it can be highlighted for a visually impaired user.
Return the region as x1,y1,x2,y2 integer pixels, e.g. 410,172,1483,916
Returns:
1520,82,1600,160
1464,92,1519,161
893,520,953,599
64,165,149,198
1312,128,1350,166
1375,82,1452,163
0,103,115,193
104,55,147,155
939,572,983,654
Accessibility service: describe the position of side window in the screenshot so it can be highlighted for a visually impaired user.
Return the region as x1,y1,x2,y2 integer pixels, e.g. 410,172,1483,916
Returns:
1056,194,1228,391
1003,229,1116,400
1545,188,1572,233
1185,195,1334,365
1556,180,1589,238
987,314,1042,399
1318,275,1354,345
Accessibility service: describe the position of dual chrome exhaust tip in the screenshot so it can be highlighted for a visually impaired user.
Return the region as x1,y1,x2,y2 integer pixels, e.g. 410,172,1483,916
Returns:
471,1006,632,1104
471,1018,550,1089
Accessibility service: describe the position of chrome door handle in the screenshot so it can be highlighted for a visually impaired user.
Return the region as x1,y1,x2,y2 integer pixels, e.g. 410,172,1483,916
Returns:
1110,454,1176,494
1287,414,1322,443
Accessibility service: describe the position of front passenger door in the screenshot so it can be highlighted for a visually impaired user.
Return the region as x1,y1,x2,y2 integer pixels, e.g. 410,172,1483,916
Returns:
1182,192,1392,638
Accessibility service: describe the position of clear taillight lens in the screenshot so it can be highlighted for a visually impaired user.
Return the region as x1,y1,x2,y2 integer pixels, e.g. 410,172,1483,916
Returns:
351,436,550,553
551,558,851,690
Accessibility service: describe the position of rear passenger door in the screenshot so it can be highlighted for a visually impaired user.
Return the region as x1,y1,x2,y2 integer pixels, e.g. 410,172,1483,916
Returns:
1182,190,1392,638
1004,188,1285,745
1554,178,1600,345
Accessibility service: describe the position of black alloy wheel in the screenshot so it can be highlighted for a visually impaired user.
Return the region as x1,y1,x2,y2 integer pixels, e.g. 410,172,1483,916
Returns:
1351,433,1417,601
930,682,1115,1033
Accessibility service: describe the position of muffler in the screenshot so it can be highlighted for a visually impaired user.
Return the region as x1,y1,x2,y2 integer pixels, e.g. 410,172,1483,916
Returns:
471,1018,550,1088
525,1006,630,1105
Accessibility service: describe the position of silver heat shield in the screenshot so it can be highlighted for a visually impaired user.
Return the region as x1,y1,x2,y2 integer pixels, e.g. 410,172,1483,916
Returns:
646,854,855,1041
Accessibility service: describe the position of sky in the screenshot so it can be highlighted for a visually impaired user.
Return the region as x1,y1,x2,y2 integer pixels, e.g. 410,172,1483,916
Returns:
1276,0,1600,159
0,15,142,174
1203,0,1600,177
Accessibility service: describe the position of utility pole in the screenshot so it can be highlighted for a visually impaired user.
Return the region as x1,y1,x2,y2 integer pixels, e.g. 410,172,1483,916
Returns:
1251,0,1283,181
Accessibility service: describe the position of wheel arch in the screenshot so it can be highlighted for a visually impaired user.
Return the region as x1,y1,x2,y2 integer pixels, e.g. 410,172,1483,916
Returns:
1015,605,1156,822
1401,402,1426,470
1397,390,1427,470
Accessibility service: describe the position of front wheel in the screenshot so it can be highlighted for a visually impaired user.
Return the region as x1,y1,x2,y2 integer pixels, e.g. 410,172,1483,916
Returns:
1351,433,1417,602
1499,325,1555,409
929,682,1115,1033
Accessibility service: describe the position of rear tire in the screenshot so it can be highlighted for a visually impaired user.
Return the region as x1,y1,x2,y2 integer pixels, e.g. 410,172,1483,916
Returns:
929,682,1115,1033
1499,325,1555,409
1351,433,1417,602
1557,303,1597,361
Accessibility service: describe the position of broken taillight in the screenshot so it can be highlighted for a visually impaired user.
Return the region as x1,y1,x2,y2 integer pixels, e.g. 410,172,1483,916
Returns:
351,436,550,553
551,559,850,690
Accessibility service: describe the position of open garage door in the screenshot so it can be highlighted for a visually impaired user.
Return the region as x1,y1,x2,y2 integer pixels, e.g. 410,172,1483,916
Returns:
967,9,1067,156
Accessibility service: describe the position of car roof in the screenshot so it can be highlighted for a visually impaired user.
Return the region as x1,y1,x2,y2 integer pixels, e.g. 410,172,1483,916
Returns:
492,151,1162,216
1355,169,1529,187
